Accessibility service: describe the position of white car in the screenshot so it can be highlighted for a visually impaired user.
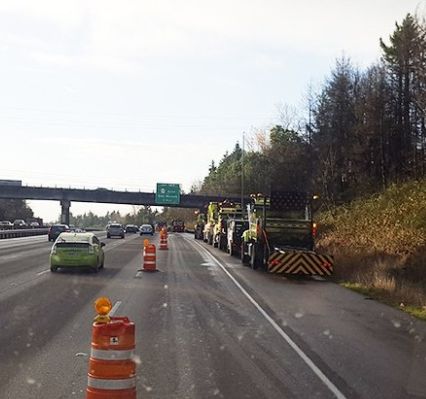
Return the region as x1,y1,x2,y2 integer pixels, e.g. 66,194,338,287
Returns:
139,224,154,236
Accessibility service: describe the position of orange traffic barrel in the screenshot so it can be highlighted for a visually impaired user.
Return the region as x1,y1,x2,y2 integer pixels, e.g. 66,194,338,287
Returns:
142,243,157,272
159,233,168,250
87,316,136,399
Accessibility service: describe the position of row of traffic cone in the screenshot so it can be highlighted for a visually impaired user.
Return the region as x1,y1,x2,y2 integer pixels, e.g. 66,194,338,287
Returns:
86,228,171,398
142,227,168,272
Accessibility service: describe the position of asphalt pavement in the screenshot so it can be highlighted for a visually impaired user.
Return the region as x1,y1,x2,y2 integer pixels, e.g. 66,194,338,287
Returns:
0,232,425,399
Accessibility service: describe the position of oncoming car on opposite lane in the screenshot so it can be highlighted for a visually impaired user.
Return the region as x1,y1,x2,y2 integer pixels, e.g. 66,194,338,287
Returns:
50,232,105,273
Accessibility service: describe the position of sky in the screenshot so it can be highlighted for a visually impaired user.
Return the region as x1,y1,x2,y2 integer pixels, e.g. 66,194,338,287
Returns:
0,0,424,222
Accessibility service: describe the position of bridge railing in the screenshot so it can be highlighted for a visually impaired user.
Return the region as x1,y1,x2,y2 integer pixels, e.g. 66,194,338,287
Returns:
0,228,49,239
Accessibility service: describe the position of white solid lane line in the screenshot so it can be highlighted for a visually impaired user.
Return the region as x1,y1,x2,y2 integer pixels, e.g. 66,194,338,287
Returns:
187,237,347,399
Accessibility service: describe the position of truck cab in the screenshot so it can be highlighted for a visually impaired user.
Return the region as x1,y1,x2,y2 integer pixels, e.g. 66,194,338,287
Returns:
203,202,218,245
213,201,243,250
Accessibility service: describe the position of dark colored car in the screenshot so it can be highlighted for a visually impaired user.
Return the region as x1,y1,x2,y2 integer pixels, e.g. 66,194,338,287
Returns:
125,224,139,233
107,223,125,239
48,224,70,242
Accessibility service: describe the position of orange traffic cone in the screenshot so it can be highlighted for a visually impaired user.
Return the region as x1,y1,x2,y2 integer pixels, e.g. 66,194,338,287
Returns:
159,232,168,250
142,243,157,272
86,304,136,399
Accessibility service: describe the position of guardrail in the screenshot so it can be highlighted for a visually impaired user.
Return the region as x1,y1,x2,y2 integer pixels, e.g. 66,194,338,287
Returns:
0,228,49,239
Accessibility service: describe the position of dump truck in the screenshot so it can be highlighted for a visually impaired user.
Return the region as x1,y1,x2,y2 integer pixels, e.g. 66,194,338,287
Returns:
203,202,218,245
194,213,206,240
212,200,243,251
172,219,185,232
241,192,333,276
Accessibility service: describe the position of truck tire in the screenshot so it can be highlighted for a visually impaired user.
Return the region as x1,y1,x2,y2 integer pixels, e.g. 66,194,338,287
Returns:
229,243,234,257
250,244,264,270
219,235,226,251
241,243,249,265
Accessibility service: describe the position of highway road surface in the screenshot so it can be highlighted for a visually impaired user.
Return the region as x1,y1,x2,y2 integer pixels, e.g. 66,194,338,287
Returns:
0,232,426,398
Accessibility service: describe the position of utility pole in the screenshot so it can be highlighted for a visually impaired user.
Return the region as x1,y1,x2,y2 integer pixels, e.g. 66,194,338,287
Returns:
241,132,245,218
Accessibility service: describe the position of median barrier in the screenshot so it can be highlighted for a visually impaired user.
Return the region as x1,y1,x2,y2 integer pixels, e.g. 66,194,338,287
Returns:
0,228,49,239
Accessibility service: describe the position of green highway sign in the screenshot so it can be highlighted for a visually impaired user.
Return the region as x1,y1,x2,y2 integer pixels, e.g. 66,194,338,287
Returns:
155,183,181,205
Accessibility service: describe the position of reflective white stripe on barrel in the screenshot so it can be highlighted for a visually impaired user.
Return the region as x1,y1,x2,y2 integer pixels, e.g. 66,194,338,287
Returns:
87,376,136,390
90,348,134,361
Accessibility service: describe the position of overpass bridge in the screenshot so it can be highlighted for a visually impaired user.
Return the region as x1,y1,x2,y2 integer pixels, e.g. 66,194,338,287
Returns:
0,184,247,225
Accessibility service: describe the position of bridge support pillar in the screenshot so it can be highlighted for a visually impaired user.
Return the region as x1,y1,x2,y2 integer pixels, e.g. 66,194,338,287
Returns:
60,200,71,225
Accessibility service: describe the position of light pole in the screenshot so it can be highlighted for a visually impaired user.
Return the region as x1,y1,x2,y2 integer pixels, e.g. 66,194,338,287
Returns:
241,132,245,218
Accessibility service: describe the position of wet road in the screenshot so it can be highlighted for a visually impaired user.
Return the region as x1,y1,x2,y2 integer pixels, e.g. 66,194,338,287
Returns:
0,232,425,398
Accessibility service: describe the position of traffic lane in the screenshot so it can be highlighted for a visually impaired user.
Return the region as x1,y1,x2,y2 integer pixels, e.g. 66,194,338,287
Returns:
0,234,143,398
189,234,426,398
0,231,108,288
132,233,337,399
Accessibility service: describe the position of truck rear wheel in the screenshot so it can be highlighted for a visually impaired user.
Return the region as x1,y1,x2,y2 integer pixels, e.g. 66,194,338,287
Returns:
250,244,264,270
241,243,249,265
229,243,234,257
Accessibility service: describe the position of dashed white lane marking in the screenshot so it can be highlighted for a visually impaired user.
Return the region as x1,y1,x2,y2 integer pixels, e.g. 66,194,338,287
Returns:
187,237,347,399
36,269,50,276
109,301,122,317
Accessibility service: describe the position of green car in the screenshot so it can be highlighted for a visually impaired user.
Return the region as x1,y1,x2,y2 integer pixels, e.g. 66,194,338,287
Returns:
50,232,105,273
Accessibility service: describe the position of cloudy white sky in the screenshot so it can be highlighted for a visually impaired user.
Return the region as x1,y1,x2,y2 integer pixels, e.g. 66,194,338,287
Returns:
0,0,424,221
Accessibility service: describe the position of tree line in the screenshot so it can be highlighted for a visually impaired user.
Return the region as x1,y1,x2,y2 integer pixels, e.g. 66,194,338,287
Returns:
70,206,158,229
0,199,34,222
198,14,426,207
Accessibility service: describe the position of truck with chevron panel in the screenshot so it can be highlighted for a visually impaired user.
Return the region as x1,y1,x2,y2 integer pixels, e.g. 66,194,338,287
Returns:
241,191,333,276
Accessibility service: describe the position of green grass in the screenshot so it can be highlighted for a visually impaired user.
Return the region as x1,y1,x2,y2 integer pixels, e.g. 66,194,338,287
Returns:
403,306,426,321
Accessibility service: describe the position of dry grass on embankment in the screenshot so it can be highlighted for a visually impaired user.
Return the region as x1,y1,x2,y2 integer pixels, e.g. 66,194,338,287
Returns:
316,180,426,320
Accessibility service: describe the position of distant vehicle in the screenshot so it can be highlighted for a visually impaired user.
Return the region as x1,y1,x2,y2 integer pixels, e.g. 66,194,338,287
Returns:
194,214,205,240
48,224,70,242
156,221,167,232
0,179,22,186
125,224,139,233
29,221,40,228
50,232,105,273
69,226,85,233
0,220,13,230
107,223,125,239
140,224,154,235
13,219,27,229
172,219,185,232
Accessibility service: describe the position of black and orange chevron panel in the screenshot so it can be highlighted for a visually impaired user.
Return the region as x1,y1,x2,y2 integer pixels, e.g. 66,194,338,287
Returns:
267,250,333,276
